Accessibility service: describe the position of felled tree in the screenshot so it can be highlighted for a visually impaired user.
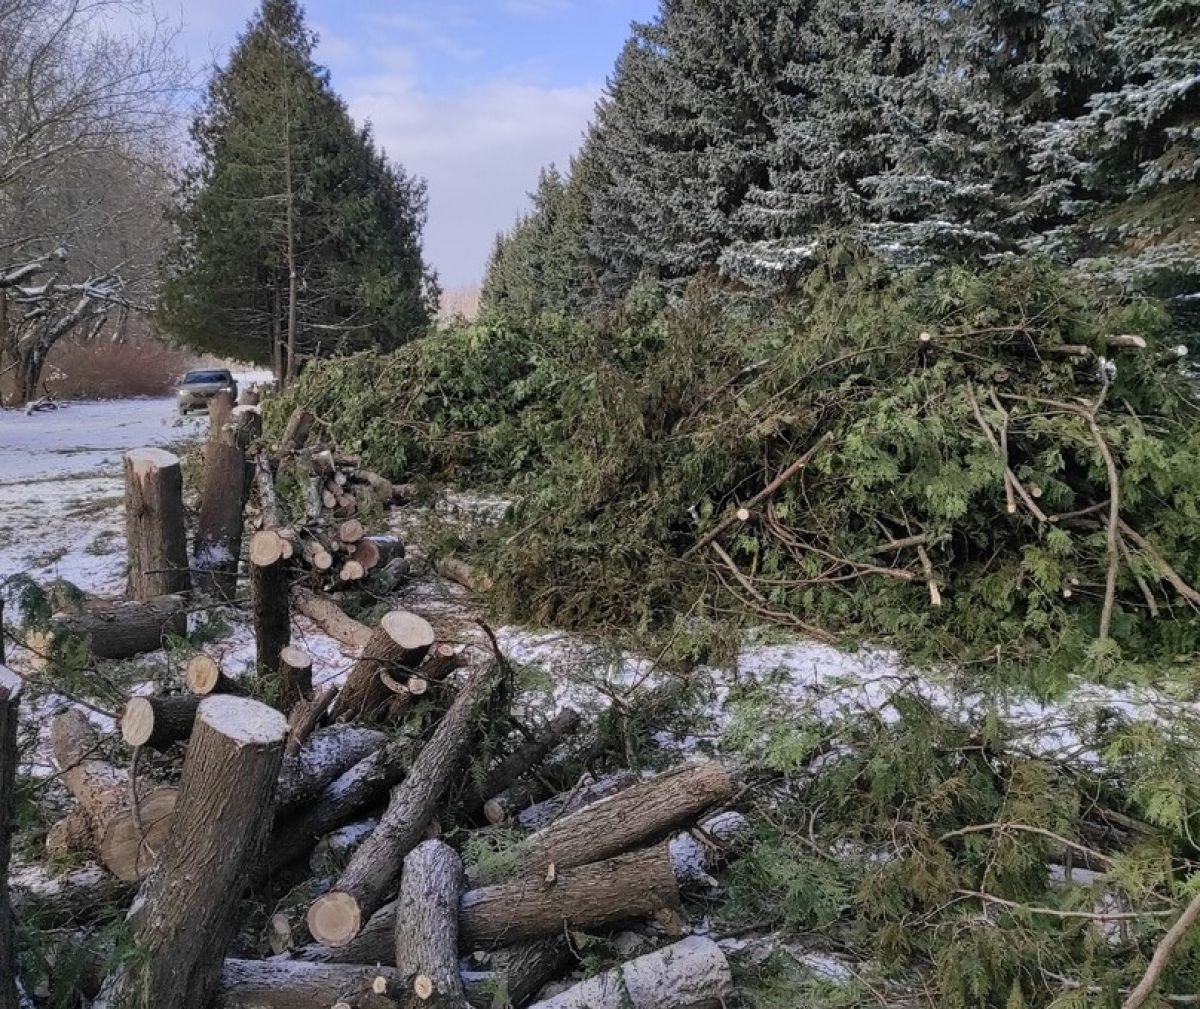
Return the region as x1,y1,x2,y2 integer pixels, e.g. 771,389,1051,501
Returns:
159,0,436,387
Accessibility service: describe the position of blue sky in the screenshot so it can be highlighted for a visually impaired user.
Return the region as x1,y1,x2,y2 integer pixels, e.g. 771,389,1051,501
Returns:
171,0,655,286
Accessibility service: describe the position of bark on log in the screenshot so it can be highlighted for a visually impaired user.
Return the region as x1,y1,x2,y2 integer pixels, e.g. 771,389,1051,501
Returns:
393,841,468,1008
331,612,435,723
519,762,733,875
8,862,133,928
45,806,93,859
252,532,291,683
286,686,336,758
36,594,188,663
526,937,732,1009
95,697,288,1009
356,536,404,573
209,391,235,430
185,654,245,697
437,557,493,594
463,709,581,822
383,644,462,722
119,694,200,750
308,665,496,947
216,961,401,1009
124,448,190,599
237,387,261,407
276,726,389,813
505,771,640,832
0,668,21,1009
50,709,177,881
195,402,250,598
279,644,314,709
279,408,316,457
294,588,372,648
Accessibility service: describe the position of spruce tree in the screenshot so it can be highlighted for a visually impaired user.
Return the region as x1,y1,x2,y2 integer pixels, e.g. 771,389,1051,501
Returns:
159,0,435,384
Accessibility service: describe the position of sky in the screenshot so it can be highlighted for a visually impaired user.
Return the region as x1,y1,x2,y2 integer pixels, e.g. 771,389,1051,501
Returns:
167,0,655,287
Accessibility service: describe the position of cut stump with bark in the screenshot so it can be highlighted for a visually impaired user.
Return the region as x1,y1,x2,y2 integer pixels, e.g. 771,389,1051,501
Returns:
251,531,291,684
31,594,188,664
119,694,200,750
278,644,314,709
124,448,190,600
96,696,288,1009
185,654,245,697
195,401,251,598
330,611,435,723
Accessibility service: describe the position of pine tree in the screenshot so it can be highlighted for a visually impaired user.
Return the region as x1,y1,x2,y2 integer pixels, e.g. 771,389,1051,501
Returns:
159,0,435,384
1060,0,1200,312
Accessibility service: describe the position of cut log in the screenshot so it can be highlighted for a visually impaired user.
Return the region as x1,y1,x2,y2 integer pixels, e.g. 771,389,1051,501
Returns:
50,709,177,881
279,644,314,709
294,588,372,648
237,387,261,407
195,400,250,598
302,539,335,572
279,407,316,457
526,936,733,1009
185,654,245,697
0,669,20,1009
330,611,435,723
252,532,291,683
383,644,462,721
355,469,396,504
35,594,188,663
359,536,404,573
308,664,496,947
216,961,403,1009
45,805,93,859
519,762,733,875
208,390,235,430
9,862,133,928
338,560,366,583
124,448,190,599
462,708,581,821
338,519,365,545
96,697,288,1009
393,841,468,1008
119,694,200,750
276,726,389,813
437,557,493,594
505,770,640,831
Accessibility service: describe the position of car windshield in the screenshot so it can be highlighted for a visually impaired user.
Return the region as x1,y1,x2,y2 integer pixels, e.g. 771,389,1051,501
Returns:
182,370,231,384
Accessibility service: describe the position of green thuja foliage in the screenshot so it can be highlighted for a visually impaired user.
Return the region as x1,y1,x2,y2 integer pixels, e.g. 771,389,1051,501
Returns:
271,251,1199,683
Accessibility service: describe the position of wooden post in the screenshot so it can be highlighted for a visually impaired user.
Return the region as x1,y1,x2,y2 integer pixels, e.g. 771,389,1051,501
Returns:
330,611,435,723
124,448,190,599
251,530,291,685
526,936,733,1009
307,665,496,947
119,695,201,750
0,667,21,1009
95,697,288,1009
393,841,468,1008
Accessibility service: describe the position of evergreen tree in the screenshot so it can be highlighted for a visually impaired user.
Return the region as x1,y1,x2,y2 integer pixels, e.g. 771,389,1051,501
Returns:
1057,0,1200,312
159,0,435,384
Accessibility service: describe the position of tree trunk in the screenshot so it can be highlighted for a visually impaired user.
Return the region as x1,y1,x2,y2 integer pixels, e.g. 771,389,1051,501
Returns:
195,398,251,598
50,709,177,881
276,726,388,813
208,390,235,431
462,708,581,822
185,654,245,697
119,694,200,750
519,762,733,875
278,644,314,710
393,841,468,1008
124,448,190,599
330,611,435,723
33,594,188,663
216,961,401,1009
279,407,316,457
0,668,21,1009
436,557,493,594
251,531,291,684
307,665,496,947
95,697,288,1009
526,937,732,1009
294,588,372,648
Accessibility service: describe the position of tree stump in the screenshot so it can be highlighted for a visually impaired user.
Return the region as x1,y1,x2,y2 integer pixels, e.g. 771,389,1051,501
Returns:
185,654,245,697
50,709,177,881
0,668,22,1009
119,695,200,750
279,407,316,456
195,399,253,598
330,611,435,723
96,696,288,1009
251,530,291,683
278,644,314,709
394,841,468,1008
124,448,190,599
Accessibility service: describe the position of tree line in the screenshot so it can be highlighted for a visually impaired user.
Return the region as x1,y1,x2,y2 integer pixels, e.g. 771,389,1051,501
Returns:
483,0,1198,322
0,0,435,405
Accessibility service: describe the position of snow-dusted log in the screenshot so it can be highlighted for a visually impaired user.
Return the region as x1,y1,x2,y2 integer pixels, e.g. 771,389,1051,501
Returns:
8,862,133,927
437,557,493,593
275,726,388,813
0,668,21,1009
519,762,733,875
185,654,245,697
50,709,177,881
96,697,288,1009
32,594,189,663
501,771,640,831
119,694,200,749
393,841,468,1007
293,588,372,648
308,665,497,947
527,937,732,1009
216,961,400,1009
464,708,581,822
124,448,190,599
331,611,435,723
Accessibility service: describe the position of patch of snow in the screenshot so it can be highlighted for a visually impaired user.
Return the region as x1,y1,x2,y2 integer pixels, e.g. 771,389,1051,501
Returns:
198,694,288,744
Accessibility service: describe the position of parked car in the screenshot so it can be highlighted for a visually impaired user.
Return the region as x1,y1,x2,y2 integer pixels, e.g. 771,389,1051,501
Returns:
176,369,238,414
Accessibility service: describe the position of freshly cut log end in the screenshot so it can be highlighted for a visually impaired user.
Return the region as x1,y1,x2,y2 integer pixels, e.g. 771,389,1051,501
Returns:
307,891,362,948
330,610,437,722
414,975,434,1000
381,611,435,660
279,645,314,706
250,530,289,568
98,787,178,882
120,695,200,749
185,655,244,697
338,560,366,583
338,519,365,544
